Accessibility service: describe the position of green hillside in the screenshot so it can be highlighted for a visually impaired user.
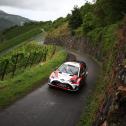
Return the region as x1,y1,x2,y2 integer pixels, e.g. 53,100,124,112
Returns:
0,21,52,53
0,18,15,31
0,10,30,31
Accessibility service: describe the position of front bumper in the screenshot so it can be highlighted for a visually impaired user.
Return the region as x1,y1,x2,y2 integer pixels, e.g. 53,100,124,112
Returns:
48,79,79,91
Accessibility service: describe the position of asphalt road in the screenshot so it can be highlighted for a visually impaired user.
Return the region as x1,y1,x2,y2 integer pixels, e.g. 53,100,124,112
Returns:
0,51,100,126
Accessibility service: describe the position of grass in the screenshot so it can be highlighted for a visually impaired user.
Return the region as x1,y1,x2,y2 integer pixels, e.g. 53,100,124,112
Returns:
0,43,56,80
0,21,52,53
0,28,42,53
46,22,70,39
0,48,67,108
2,23,41,40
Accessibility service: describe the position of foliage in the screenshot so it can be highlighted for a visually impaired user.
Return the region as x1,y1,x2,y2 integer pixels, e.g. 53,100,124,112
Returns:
86,23,118,61
67,0,126,35
0,48,67,108
82,12,97,34
0,21,52,53
2,21,51,41
52,17,67,29
80,2,94,18
68,6,83,30
0,42,56,80
0,28,42,53
77,23,119,126
95,0,126,25
74,26,83,37
46,22,70,38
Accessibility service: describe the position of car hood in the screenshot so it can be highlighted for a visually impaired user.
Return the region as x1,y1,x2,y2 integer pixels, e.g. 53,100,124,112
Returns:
58,72,72,81
51,70,78,82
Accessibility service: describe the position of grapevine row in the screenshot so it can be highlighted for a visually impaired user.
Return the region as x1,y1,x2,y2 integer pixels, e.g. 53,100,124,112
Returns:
0,43,56,80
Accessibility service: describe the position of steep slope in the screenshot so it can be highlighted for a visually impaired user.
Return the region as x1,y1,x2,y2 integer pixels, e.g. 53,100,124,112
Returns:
0,18,15,31
0,10,30,31
0,10,6,14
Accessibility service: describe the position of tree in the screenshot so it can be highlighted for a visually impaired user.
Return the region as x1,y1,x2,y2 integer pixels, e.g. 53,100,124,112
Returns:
68,6,83,30
80,2,93,18
95,0,126,25
83,12,96,34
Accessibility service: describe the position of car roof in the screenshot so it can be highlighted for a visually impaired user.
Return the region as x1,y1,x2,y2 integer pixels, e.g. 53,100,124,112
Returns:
64,62,80,67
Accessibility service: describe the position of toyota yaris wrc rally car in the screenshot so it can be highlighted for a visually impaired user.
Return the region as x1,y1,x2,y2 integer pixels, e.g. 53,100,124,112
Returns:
48,61,88,91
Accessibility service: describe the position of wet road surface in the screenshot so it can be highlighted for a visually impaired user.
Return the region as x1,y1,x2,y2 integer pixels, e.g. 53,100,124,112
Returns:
0,51,100,126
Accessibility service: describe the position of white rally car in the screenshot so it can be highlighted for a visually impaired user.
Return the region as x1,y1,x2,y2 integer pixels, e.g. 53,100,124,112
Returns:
48,61,88,91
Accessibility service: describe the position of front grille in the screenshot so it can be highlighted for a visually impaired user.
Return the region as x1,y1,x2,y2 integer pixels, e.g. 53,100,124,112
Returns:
51,81,73,90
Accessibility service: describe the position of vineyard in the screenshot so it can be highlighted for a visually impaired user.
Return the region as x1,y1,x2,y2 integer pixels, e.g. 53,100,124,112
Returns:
0,42,56,80
0,27,42,53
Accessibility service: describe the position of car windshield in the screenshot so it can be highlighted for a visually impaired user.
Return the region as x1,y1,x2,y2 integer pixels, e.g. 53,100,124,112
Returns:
58,64,79,75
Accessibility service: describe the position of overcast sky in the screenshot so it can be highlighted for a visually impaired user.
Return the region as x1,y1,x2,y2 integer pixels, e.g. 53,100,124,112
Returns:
0,0,93,21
